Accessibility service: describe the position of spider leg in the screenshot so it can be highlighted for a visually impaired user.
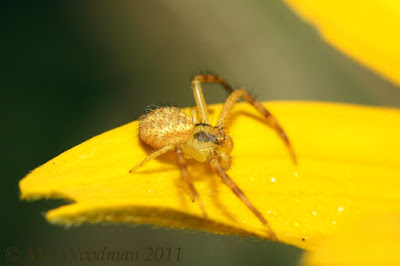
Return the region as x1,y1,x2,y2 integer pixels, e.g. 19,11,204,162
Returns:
192,74,234,93
175,145,207,218
217,89,297,165
191,74,233,124
191,74,296,164
211,159,278,241
129,145,174,173
190,107,198,124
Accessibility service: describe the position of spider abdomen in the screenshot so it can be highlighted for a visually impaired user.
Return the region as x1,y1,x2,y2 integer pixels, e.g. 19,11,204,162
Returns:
139,107,195,148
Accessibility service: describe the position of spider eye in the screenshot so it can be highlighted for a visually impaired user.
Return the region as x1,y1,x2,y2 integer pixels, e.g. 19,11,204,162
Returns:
194,131,216,143
194,131,225,145
214,136,223,144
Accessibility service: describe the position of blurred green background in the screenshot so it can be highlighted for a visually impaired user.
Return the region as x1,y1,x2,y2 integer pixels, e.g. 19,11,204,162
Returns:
2,1,399,266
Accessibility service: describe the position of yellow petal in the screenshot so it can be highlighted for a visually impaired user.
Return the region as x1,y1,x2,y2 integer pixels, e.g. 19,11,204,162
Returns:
283,0,400,86
301,214,400,266
19,102,400,250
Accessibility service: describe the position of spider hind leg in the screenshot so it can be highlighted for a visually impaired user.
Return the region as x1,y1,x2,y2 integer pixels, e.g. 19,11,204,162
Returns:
129,145,174,173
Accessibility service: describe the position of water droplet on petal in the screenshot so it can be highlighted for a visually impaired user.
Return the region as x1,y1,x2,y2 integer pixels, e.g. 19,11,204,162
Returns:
338,206,344,212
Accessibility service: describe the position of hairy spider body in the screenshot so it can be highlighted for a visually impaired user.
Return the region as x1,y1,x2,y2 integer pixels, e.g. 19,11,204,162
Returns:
139,107,194,149
130,75,297,241
139,107,233,170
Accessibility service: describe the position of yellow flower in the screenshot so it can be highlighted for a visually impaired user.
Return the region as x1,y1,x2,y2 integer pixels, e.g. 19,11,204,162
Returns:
280,2,400,263
283,0,400,86
19,101,400,250
300,214,400,266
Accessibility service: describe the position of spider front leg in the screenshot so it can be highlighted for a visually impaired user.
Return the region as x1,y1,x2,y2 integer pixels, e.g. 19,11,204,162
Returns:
210,159,278,241
191,74,233,124
217,89,297,165
191,74,296,164
175,145,207,218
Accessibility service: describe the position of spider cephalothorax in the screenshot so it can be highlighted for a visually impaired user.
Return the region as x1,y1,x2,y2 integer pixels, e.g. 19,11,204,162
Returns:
182,124,233,170
130,74,297,241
